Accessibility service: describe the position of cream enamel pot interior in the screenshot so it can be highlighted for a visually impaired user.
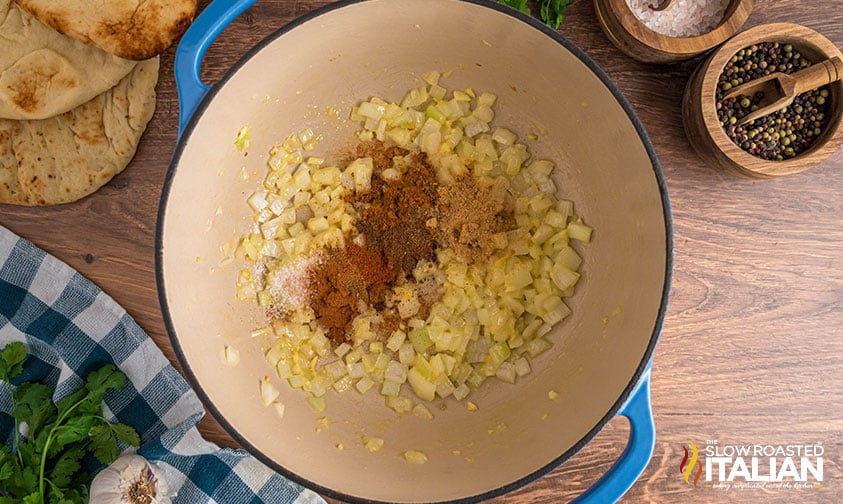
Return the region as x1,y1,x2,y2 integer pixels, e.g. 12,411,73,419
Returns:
156,0,673,502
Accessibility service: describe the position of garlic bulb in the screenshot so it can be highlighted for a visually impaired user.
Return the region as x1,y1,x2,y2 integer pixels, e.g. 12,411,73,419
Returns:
89,454,170,504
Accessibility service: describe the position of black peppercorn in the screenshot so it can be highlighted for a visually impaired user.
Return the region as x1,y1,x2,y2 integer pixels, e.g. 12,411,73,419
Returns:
716,42,832,161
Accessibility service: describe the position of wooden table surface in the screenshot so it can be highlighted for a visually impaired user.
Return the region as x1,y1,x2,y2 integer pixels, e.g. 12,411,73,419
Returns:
1,1,841,502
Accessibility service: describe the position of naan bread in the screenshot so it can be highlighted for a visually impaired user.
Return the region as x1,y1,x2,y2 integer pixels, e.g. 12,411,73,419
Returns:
0,57,158,206
14,0,198,61
0,0,136,120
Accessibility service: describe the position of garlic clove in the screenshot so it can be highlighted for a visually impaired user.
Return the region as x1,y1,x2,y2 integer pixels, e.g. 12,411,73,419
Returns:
89,454,171,504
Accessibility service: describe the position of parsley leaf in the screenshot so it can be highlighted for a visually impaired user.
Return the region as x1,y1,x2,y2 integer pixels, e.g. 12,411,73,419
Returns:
48,445,85,489
498,0,531,15
87,424,119,465
78,365,126,415
0,342,26,383
0,459,14,481
51,415,96,454
23,493,42,504
498,0,575,29
0,343,140,504
12,383,57,439
111,422,141,448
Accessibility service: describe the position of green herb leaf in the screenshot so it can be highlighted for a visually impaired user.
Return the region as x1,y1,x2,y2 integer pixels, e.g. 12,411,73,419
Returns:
0,342,26,382
49,445,86,489
22,492,42,504
498,0,574,28
87,424,120,465
498,0,531,15
12,382,56,437
0,459,14,481
6,466,38,497
52,415,96,453
54,388,88,420
50,496,82,504
111,422,141,448
0,343,140,503
79,365,126,415
543,0,574,28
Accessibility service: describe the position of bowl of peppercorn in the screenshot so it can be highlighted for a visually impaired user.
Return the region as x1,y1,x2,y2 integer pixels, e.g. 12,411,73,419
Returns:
683,22,843,178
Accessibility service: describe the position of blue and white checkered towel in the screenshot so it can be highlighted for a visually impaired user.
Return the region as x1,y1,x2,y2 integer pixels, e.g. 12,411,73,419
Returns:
0,224,325,504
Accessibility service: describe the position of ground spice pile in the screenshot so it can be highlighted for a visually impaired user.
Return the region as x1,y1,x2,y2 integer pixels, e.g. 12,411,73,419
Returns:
349,142,439,276
437,175,513,261
302,139,515,344
307,244,391,344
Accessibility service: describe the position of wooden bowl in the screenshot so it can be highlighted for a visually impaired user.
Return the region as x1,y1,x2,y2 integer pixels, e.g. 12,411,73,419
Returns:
594,0,754,64
683,22,843,178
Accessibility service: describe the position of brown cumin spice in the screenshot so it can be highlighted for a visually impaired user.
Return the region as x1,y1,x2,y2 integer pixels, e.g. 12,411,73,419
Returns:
436,175,514,261
304,139,513,344
349,141,439,276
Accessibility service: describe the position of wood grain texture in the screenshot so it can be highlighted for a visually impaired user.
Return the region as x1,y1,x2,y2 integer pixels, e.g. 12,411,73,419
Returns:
1,1,841,502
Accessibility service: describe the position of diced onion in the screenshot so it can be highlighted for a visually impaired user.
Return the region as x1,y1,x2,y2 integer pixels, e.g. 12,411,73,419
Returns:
236,74,591,415
260,377,280,406
363,436,385,452
403,450,428,464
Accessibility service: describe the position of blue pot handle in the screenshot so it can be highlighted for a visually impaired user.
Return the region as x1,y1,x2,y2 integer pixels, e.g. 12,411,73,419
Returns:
174,0,260,138
572,362,655,504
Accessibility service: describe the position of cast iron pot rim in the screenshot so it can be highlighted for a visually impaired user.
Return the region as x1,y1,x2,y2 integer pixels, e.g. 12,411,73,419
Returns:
155,0,675,502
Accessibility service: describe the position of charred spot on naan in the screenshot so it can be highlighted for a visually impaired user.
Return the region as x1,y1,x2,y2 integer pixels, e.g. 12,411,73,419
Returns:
15,0,198,61
3,51,81,114
94,3,195,60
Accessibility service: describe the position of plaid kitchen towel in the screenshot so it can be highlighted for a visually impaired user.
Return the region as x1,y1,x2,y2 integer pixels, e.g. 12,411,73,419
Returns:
0,224,325,504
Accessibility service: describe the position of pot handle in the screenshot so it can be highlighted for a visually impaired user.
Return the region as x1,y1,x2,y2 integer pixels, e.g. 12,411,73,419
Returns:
572,362,655,504
174,0,260,138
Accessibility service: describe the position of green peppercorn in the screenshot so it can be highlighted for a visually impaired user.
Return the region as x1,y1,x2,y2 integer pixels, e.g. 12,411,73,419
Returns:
716,42,830,162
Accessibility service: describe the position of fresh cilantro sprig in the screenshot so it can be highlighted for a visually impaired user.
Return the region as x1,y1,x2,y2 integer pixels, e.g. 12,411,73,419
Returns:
498,0,575,29
0,342,140,504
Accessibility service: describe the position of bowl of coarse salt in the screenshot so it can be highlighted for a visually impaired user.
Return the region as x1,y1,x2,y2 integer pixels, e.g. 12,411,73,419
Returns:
594,0,754,63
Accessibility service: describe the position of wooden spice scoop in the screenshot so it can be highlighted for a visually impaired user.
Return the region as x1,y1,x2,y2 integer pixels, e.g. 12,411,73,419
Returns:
725,55,843,125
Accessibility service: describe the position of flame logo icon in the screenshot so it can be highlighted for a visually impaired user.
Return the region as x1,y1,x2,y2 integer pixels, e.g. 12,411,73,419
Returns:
680,442,703,486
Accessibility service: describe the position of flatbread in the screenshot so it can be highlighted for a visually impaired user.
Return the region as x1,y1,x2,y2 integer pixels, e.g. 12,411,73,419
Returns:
0,0,136,120
14,0,198,61
0,57,159,206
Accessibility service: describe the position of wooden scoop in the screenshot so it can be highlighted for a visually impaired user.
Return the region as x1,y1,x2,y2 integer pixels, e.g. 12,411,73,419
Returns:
649,0,673,11
724,55,843,126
